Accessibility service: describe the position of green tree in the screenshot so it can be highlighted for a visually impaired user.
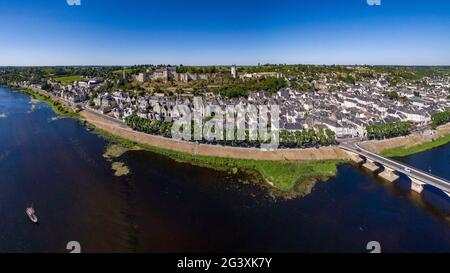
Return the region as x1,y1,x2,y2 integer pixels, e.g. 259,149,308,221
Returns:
431,111,450,129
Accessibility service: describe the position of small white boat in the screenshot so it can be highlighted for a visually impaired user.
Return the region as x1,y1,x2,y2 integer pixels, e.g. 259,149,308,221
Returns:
26,207,38,223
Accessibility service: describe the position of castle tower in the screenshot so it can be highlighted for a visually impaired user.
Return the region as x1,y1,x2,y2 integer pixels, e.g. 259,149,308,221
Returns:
231,65,238,79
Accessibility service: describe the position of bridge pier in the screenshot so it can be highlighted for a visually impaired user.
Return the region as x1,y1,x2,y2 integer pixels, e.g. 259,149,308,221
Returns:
346,151,364,164
410,178,426,194
362,159,380,173
378,167,400,183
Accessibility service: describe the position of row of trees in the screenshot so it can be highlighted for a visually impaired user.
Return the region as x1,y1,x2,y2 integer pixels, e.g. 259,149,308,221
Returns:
125,115,173,137
431,111,450,129
124,115,336,148
279,128,336,147
366,121,412,140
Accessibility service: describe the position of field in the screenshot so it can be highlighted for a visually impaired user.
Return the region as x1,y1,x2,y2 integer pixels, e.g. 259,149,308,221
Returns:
54,75,84,85
113,68,134,75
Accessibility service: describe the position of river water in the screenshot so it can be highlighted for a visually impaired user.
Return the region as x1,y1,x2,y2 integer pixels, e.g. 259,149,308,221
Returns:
0,86,449,253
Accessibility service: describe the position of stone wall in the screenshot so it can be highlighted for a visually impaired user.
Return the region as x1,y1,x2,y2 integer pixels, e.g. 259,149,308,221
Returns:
81,110,349,161
359,123,450,153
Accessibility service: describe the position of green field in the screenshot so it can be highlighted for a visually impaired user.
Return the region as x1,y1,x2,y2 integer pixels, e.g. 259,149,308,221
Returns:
54,75,84,84
381,134,450,157
113,68,133,75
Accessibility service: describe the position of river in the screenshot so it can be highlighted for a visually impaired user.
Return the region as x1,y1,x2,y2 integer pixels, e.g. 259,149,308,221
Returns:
0,86,449,253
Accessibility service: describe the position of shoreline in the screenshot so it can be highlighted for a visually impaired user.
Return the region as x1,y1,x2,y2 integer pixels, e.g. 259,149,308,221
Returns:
10,86,79,118
360,123,450,157
380,133,450,158
80,110,349,161
89,124,345,196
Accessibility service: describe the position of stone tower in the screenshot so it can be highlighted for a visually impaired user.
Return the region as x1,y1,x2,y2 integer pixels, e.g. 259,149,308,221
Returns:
231,65,238,79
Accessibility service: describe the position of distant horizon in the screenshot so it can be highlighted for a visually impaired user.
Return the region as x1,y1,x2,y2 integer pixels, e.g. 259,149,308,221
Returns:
2,63,450,68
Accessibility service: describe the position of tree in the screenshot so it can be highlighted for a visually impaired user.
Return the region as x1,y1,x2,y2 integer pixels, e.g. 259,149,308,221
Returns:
125,115,173,137
153,86,162,93
41,83,53,91
175,87,184,96
366,121,412,140
383,91,400,100
431,111,450,129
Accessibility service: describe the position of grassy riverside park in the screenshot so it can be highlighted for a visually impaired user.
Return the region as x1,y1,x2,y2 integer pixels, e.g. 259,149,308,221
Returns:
18,86,344,196
381,133,450,158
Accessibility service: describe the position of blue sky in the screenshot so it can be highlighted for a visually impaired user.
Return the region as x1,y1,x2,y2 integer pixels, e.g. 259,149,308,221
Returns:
0,0,449,66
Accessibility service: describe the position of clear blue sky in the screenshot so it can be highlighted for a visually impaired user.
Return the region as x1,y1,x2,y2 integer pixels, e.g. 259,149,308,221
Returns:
1,0,449,66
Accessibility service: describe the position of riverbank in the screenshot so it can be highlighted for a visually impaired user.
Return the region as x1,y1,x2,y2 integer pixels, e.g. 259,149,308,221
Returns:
80,110,349,161
80,109,350,196
90,123,343,196
19,87,79,118
360,123,450,157
380,133,450,157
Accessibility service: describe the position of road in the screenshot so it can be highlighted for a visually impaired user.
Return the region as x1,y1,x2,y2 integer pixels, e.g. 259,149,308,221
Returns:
82,107,129,129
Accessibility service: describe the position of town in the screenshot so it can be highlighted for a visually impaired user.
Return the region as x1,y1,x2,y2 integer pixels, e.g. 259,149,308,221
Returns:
2,64,450,148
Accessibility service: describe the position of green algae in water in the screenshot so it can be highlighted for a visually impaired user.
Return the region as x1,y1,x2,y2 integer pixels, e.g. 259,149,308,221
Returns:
112,162,130,177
